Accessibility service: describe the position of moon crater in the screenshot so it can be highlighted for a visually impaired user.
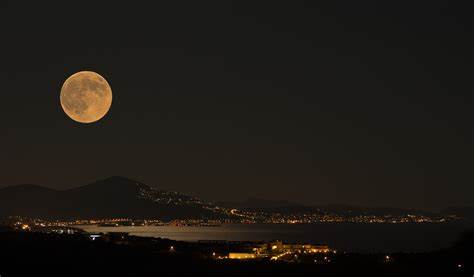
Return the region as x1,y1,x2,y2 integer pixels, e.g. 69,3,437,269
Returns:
60,71,112,123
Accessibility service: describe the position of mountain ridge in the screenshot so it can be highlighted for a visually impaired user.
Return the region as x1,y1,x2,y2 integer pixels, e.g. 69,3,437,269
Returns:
1,176,470,220
0,176,227,220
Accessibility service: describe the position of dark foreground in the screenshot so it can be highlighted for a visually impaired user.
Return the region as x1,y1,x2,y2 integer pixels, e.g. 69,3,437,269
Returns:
0,231,473,277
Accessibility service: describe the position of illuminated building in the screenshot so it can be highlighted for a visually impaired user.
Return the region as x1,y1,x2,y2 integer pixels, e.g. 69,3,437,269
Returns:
227,241,332,261
255,241,330,255
228,253,257,259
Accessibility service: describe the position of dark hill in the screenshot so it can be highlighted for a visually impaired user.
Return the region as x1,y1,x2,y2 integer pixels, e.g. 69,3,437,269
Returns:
0,176,228,220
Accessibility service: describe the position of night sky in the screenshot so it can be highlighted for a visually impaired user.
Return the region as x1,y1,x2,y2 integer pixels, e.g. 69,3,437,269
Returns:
0,1,472,210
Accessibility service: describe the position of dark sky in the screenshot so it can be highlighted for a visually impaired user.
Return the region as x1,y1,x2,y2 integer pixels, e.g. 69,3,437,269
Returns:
0,1,472,210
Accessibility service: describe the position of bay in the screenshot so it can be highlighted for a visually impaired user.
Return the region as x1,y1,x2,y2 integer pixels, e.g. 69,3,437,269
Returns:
77,222,474,253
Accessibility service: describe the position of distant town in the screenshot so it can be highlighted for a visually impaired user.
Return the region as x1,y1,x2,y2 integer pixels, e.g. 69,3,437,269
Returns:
1,176,471,224
0,208,463,237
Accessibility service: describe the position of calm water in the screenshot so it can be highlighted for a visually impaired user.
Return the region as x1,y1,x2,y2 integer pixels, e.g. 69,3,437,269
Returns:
77,223,474,253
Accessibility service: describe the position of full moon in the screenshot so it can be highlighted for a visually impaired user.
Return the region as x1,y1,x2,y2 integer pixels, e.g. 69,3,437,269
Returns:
60,71,112,123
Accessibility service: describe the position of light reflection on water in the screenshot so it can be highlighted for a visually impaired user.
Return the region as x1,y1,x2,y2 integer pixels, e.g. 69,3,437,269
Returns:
76,223,474,253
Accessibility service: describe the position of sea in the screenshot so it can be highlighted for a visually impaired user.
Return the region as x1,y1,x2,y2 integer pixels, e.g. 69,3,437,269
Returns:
76,222,474,253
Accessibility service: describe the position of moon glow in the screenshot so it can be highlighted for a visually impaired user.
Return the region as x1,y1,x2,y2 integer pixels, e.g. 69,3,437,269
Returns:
60,71,112,123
